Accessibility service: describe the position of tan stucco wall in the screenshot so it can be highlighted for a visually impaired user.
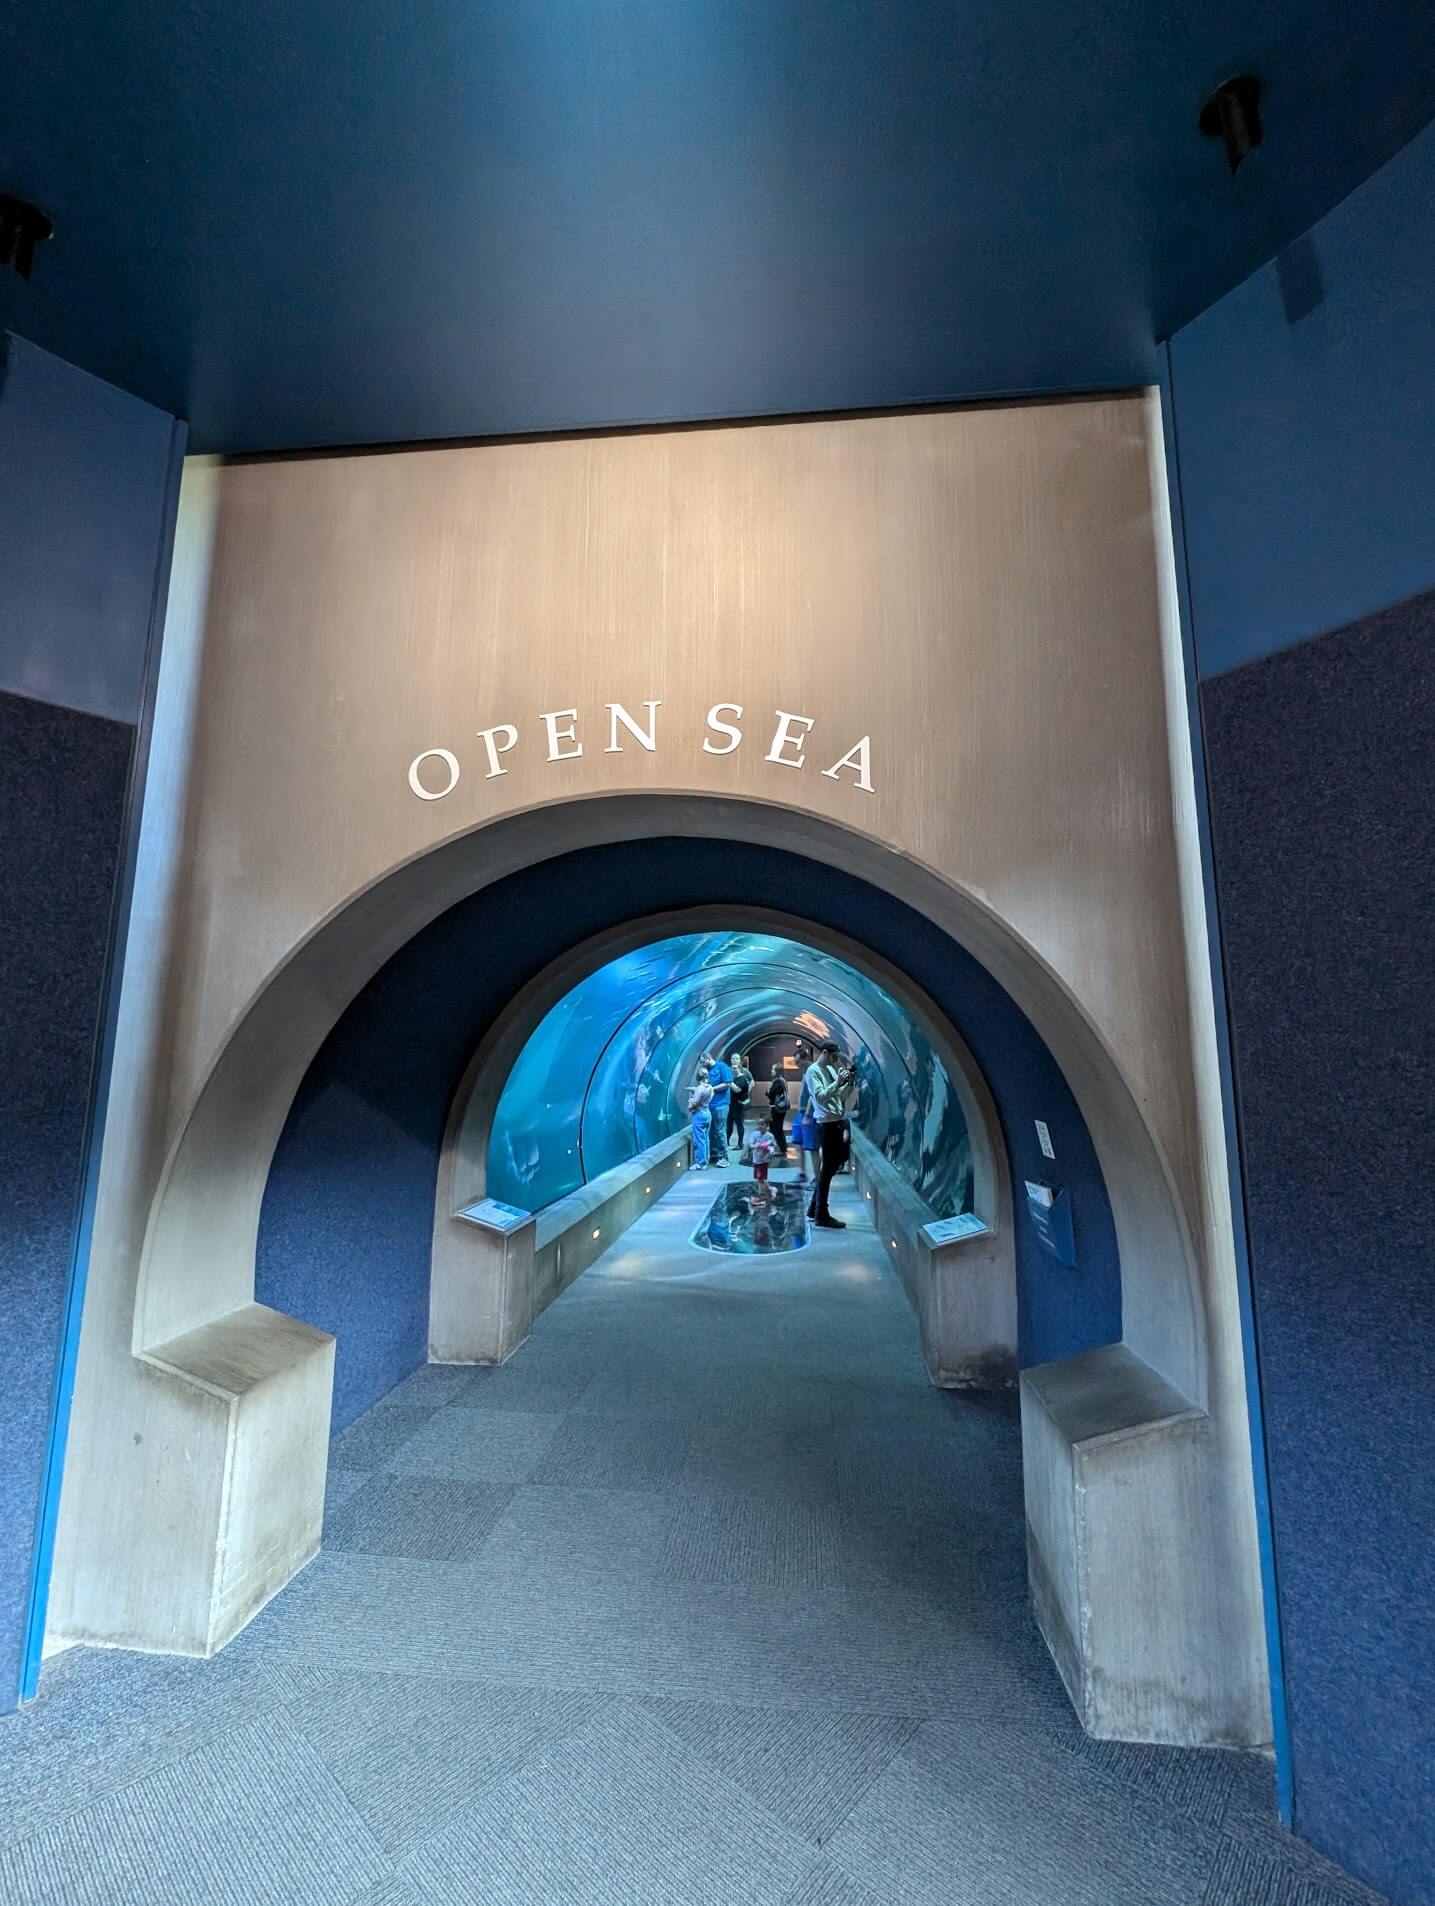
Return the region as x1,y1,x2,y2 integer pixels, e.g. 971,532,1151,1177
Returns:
49,393,1264,1717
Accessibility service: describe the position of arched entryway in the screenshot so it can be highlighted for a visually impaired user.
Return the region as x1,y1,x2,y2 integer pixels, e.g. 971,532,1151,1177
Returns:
253,842,1127,1424
139,796,1204,1399
68,793,1263,1749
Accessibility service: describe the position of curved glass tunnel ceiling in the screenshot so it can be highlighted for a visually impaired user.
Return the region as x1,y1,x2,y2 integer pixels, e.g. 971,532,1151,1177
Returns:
488,931,973,1219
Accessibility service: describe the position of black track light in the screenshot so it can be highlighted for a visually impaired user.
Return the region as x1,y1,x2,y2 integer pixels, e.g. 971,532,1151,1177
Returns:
1199,75,1263,175
0,195,54,281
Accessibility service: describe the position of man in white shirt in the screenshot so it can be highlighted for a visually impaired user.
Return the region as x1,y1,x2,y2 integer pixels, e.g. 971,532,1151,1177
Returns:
803,1040,855,1229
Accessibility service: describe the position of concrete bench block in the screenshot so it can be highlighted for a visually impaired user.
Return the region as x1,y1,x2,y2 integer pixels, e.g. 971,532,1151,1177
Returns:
123,1304,334,1656
430,1208,537,1364
1021,1342,1266,1747
431,1132,690,1365
917,1226,1017,1387
534,1133,690,1302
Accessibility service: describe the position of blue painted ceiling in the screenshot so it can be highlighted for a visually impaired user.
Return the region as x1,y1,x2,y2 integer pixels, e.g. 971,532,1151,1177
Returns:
3,0,1433,452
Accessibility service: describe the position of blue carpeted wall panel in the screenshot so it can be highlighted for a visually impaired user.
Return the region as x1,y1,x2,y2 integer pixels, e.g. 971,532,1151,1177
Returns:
0,332,181,1714
257,839,1120,1433
0,693,133,1710
1169,122,1435,1906
1202,594,1435,1906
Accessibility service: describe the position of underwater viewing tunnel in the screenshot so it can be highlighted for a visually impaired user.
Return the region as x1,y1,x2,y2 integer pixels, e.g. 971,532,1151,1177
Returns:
485,929,975,1220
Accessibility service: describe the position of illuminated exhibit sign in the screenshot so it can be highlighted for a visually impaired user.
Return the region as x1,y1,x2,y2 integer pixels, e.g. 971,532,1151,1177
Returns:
407,701,874,802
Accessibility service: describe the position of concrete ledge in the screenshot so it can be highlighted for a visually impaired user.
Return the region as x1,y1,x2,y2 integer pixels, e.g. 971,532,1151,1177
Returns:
432,1133,690,1365
534,1133,690,1310
1021,1342,1266,1747
850,1129,1017,1387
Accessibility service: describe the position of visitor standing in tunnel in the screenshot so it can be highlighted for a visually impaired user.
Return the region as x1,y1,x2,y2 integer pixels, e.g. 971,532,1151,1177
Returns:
726,1050,753,1156
794,1040,816,1182
688,1065,714,1168
767,1064,789,1154
805,1039,858,1227
706,1051,733,1163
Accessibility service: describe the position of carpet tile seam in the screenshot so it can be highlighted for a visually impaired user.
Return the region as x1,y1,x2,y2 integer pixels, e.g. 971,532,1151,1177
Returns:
3,1174,1387,1906
0,1705,391,1904
296,1685,607,1864
0,1687,306,1861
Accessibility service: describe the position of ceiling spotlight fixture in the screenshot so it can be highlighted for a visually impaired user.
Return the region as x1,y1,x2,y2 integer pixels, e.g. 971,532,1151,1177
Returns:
1199,74,1263,175
0,195,54,281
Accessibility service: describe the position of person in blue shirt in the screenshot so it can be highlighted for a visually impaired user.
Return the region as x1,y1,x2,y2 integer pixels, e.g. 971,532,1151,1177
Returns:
704,1051,733,1163
793,1041,817,1183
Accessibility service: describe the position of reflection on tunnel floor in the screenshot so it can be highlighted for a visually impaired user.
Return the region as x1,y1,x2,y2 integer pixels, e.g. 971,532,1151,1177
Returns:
690,1179,810,1253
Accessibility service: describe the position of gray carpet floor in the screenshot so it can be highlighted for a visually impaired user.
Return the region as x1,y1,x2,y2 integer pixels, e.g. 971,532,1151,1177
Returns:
0,1168,1388,1905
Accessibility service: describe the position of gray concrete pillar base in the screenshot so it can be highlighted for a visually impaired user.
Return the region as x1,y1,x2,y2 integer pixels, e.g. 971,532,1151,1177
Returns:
430,1207,537,1365
920,1233,1020,1388
1021,1343,1271,1747
50,1304,334,1658
850,1130,1017,1388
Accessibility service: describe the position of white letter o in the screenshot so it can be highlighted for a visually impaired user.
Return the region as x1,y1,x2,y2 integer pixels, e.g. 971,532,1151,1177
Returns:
407,748,461,801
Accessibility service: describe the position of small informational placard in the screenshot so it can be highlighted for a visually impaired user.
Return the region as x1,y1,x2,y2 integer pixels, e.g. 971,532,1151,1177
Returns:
457,1197,532,1234
1024,1180,1077,1266
921,1213,989,1247
1034,1119,1056,1160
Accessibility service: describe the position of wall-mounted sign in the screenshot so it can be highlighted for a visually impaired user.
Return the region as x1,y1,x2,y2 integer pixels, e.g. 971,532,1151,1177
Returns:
1034,1119,1055,1160
457,1197,532,1234
922,1213,989,1246
1024,1180,1077,1266
407,701,874,803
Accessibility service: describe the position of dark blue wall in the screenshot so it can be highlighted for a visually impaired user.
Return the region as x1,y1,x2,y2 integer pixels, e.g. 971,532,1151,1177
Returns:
0,695,132,1708
0,334,182,1714
257,838,1121,1432
1201,597,1434,1906
1169,120,1435,1906
1168,116,1435,681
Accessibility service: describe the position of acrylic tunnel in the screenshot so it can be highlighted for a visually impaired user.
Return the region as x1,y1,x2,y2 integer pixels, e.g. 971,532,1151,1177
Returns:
486,930,975,1220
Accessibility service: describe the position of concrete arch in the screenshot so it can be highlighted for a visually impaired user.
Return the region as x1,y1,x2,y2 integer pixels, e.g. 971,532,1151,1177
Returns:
136,794,1204,1406
428,906,1016,1374
61,791,1273,1748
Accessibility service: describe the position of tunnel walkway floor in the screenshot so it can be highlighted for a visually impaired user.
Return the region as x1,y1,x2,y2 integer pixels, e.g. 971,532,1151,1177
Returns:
2,1167,1384,1906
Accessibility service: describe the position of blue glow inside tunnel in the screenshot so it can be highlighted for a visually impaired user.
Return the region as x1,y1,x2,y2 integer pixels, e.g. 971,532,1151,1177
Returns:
487,932,973,1217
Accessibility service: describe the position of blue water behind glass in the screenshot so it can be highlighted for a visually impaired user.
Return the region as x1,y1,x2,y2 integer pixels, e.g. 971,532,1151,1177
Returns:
488,931,972,1220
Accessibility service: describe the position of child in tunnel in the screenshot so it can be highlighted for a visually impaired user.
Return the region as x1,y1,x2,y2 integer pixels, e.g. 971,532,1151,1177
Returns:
688,1064,714,1168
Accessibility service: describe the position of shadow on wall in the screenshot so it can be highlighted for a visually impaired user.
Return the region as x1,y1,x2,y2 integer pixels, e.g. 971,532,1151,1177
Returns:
256,837,1121,1431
